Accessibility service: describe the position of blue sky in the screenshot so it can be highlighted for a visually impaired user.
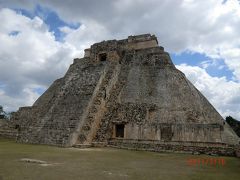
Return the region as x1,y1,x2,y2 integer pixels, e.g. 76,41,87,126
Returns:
15,5,80,41
171,52,234,81
0,0,239,120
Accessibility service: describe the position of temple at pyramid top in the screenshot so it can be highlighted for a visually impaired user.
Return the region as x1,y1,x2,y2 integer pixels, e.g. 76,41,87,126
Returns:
83,34,165,63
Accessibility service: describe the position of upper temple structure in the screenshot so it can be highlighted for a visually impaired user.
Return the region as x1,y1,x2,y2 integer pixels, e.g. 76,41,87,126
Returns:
9,34,240,156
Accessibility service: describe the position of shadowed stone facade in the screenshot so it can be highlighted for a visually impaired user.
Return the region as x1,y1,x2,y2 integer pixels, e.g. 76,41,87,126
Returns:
0,119,17,139
8,34,240,156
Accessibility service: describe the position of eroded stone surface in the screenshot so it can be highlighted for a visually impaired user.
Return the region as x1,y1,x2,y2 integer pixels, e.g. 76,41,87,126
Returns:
7,34,240,156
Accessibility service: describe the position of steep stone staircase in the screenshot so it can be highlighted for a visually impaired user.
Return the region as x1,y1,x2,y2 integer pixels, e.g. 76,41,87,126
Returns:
92,55,133,142
74,62,120,147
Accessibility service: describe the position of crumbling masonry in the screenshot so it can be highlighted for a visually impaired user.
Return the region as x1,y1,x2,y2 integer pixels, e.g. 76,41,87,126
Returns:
9,34,240,156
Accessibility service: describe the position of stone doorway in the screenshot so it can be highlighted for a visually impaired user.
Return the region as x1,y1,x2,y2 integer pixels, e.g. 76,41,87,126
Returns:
161,125,172,141
99,53,107,61
115,124,125,138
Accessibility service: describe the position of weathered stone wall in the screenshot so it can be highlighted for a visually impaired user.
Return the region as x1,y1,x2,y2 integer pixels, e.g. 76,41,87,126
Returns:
122,123,222,142
127,39,158,50
93,45,239,145
85,34,158,61
0,119,7,127
10,34,240,152
0,119,17,139
108,139,238,156
12,58,107,146
84,49,91,57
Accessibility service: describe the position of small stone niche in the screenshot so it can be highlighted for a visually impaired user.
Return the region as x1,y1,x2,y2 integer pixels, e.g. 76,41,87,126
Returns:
15,124,20,130
99,53,107,62
148,109,156,120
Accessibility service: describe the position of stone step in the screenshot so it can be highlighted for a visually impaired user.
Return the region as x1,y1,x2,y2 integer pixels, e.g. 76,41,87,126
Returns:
91,142,107,147
73,143,92,148
76,66,117,144
0,129,17,138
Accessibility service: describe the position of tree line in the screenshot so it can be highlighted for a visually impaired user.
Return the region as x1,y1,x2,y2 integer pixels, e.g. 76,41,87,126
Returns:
225,116,240,137
0,105,14,120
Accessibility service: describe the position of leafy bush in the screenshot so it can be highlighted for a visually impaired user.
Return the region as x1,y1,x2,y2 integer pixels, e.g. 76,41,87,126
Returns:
226,116,240,137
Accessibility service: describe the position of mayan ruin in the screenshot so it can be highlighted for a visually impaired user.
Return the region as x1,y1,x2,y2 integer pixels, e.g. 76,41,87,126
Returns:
2,34,240,157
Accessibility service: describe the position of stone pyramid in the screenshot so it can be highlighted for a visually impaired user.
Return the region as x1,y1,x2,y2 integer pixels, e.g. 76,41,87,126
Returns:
11,34,239,155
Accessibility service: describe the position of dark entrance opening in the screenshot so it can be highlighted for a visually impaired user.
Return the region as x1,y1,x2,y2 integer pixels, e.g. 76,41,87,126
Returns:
116,124,124,138
99,53,107,61
161,126,172,141
15,124,20,129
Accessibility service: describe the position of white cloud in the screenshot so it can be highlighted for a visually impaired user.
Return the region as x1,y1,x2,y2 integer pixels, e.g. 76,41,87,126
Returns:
32,0,240,81
60,21,110,57
0,86,40,111
177,64,240,119
0,8,80,111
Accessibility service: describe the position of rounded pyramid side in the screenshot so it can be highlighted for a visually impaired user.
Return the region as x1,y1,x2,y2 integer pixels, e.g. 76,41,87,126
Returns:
106,48,240,145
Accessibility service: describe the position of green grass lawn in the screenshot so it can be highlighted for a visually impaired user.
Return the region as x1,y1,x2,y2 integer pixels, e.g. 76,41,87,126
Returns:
0,138,240,180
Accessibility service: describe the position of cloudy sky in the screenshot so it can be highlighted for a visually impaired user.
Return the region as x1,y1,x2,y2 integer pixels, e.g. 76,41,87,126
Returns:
0,0,240,120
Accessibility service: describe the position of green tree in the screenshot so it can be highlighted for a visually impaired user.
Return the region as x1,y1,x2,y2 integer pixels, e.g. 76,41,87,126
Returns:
0,105,12,119
0,105,5,119
0,105,3,113
226,116,240,137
